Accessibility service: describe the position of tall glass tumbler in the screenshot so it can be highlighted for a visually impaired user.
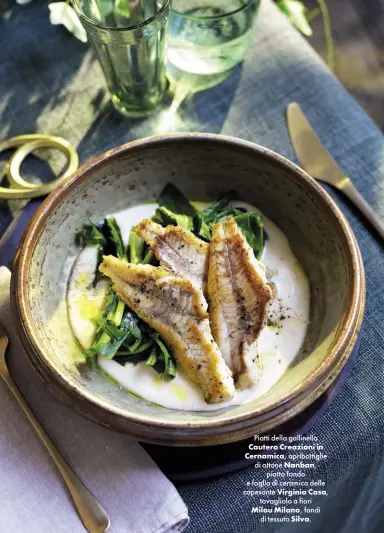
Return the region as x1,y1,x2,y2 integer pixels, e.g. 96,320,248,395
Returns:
74,0,171,117
168,0,260,76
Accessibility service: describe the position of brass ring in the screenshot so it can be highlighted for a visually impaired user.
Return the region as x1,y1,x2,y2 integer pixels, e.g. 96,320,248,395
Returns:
0,134,66,152
0,135,79,200
8,138,79,191
0,135,49,186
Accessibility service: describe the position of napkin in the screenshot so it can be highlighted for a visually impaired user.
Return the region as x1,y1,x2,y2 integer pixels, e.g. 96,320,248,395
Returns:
0,267,189,533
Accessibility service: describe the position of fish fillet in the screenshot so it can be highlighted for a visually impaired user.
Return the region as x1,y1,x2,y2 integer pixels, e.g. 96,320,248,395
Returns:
208,217,273,390
133,219,209,293
100,255,235,403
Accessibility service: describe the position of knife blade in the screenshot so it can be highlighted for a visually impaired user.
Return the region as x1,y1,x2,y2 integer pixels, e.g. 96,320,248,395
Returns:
287,102,350,190
287,102,384,242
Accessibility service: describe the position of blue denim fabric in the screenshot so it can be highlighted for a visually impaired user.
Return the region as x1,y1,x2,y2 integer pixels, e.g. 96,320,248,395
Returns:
1,1,383,532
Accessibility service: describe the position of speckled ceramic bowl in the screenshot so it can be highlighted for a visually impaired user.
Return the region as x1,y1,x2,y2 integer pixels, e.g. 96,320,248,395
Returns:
12,134,365,446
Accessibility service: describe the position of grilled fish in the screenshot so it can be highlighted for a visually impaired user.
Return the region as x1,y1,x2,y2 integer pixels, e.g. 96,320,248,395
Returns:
100,255,235,403
133,219,209,293
208,217,273,389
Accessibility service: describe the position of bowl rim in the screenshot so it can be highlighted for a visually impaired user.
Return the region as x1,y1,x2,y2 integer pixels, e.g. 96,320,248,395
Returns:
13,133,365,436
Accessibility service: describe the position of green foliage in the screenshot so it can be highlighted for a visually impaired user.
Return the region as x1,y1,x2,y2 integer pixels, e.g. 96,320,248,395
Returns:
77,219,176,377
153,206,195,231
104,217,125,260
156,183,266,257
275,0,334,70
158,182,197,217
78,183,268,378
276,0,312,36
76,221,107,248
233,212,265,260
127,232,146,264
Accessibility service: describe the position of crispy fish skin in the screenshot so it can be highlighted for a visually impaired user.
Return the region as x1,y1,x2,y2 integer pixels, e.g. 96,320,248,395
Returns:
100,255,235,403
208,217,273,390
133,219,209,293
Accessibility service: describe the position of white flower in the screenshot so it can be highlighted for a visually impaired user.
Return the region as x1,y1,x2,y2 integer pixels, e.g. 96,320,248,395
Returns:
48,2,88,43
16,0,36,4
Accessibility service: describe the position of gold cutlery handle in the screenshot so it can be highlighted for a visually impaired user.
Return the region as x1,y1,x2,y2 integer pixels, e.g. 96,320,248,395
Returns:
0,338,110,533
341,181,384,242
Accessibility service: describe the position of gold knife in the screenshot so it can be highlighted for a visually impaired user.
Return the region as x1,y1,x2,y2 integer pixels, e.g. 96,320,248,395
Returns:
287,102,384,241
0,326,110,533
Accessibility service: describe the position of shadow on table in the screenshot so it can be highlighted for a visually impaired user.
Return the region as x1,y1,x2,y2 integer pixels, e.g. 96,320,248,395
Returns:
0,39,88,143
76,64,244,160
0,33,88,229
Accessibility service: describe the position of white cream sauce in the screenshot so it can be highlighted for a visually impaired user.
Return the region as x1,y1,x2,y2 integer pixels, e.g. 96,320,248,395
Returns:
67,202,310,411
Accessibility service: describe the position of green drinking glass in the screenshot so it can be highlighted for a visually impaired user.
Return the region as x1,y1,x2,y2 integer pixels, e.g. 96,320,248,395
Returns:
74,0,171,117
168,0,260,76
